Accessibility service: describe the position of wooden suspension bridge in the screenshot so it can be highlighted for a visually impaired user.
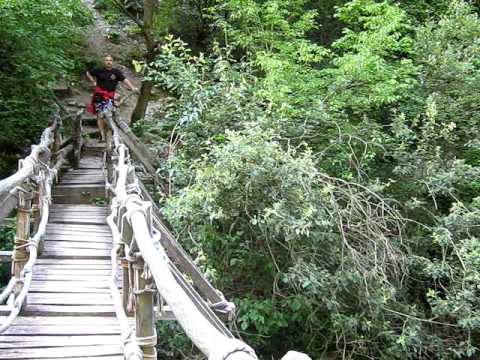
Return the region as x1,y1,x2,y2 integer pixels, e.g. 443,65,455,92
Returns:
0,105,310,360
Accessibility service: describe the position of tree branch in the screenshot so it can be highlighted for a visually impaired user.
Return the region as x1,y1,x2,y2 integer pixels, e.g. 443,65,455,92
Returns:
110,0,144,29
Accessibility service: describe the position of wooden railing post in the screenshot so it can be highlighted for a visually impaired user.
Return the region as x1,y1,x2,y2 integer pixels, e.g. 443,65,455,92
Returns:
134,257,157,359
72,110,83,168
120,215,133,314
30,185,43,256
11,187,33,297
52,113,63,157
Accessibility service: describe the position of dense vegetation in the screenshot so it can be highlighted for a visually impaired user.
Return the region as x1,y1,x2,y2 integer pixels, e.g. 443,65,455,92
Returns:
0,0,90,175
2,0,480,359
0,0,91,285
134,0,480,359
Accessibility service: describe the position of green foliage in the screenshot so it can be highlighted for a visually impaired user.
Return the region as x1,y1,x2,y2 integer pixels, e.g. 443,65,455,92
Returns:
104,9,122,25
0,218,15,286
156,322,202,359
93,0,112,11
153,0,216,51
0,0,91,176
137,0,480,358
324,0,418,113
106,30,121,44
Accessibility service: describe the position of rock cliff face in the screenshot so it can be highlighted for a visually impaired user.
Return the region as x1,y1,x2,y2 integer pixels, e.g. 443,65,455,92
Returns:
78,0,142,122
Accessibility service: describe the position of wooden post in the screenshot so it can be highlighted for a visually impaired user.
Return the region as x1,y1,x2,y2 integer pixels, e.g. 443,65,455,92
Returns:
121,258,130,313
52,114,63,158
72,110,83,168
134,257,157,359
11,188,33,298
121,215,133,314
30,185,44,256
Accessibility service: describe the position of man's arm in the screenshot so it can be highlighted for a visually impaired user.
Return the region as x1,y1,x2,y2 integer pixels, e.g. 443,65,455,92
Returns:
122,78,138,92
86,71,97,87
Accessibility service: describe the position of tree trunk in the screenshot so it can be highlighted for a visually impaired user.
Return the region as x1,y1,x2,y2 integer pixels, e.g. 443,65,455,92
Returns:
130,0,158,124
131,81,153,123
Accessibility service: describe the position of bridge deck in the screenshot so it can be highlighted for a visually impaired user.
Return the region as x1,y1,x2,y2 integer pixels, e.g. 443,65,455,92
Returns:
0,150,125,359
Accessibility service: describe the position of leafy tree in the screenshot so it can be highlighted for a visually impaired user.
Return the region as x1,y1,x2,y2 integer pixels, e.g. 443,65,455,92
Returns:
137,0,480,359
0,0,91,175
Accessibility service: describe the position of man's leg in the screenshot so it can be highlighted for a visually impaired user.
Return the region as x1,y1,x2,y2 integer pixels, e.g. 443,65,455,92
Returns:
96,113,106,141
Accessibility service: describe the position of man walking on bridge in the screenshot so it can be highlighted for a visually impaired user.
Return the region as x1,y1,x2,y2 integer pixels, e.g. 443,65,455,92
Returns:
86,54,137,141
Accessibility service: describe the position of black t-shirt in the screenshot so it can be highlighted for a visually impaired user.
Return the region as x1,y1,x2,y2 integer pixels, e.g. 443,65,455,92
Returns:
90,67,125,92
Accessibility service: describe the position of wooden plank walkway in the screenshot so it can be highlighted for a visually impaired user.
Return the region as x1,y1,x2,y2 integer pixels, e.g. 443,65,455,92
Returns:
0,151,125,359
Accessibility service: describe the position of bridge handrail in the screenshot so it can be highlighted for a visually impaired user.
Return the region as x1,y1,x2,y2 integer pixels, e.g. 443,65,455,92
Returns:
104,112,258,359
0,109,73,333
111,116,234,311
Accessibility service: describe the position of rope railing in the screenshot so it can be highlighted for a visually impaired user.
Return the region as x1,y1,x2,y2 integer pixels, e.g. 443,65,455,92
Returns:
0,109,74,333
104,112,258,360
104,107,313,359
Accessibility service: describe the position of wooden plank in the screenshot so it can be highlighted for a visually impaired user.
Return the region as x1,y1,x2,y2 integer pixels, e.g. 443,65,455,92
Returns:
32,266,114,273
48,218,107,225
32,269,112,275
0,193,16,226
1,316,121,326
0,344,123,359
48,218,108,222
49,210,108,215
48,215,108,220
47,224,111,232
59,180,105,185
44,232,111,239
60,176,105,180
48,221,110,226
1,325,120,336
58,181,105,185
27,298,114,306
50,205,107,209
53,184,105,190
45,229,111,236
50,204,107,209
78,163,103,170
49,211,108,216
49,210,107,214
52,185,106,204
41,248,111,254
61,172,104,177
44,233,111,240
30,280,109,289
22,305,116,316
47,222,110,228
60,175,105,179
42,250,110,259
43,241,111,250
44,233,111,241
27,294,113,305
29,286,109,294
35,258,111,265
49,215,107,220
27,292,113,299
0,250,12,263
0,335,120,348
43,235,112,243
42,246,111,253
32,274,112,282
33,263,111,271
62,169,103,173
32,275,114,281
47,357,123,360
